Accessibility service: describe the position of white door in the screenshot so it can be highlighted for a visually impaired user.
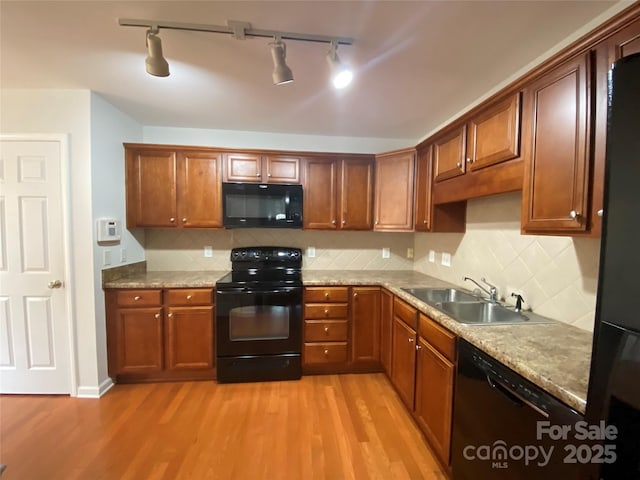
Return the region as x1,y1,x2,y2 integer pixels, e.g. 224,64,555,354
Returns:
0,139,71,393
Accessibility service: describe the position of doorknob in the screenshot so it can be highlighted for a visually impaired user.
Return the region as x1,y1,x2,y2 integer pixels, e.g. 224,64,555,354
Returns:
48,280,63,289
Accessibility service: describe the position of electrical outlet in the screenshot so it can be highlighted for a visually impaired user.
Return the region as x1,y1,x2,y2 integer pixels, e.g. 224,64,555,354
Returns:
204,246,213,258
120,248,127,263
307,246,316,258
441,252,451,267
103,250,111,266
428,250,436,263
406,248,414,259
382,247,390,259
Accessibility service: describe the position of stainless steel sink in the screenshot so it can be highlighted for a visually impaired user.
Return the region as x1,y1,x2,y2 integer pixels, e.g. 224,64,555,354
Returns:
401,287,478,304
436,301,550,325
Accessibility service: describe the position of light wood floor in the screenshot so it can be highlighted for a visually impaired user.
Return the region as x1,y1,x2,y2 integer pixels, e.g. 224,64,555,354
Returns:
0,373,447,480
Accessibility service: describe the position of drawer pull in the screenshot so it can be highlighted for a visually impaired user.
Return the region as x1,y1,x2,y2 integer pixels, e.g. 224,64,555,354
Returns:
324,292,330,299
134,296,141,301
353,292,358,298
324,349,329,356
186,295,192,300
324,309,329,316
324,326,330,333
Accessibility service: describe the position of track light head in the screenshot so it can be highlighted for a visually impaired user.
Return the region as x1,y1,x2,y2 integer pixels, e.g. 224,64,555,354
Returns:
270,39,293,85
326,42,353,89
145,28,170,77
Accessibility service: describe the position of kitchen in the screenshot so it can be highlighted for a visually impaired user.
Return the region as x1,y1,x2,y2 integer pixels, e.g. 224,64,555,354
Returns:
1,1,639,479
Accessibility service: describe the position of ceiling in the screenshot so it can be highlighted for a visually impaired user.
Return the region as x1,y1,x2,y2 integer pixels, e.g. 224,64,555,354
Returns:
0,1,623,142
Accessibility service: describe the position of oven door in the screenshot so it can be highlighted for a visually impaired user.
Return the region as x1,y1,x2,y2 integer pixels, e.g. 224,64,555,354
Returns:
216,286,302,357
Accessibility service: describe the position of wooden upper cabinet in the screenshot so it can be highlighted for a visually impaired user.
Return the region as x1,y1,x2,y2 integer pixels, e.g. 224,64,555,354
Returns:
126,145,223,229
178,151,223,228
303,156,374,230
466,92,521,171
126,148,178,228
414,146,433,231
303,158,339,229
374,149,416,231
521,53,592,233
340,158,374,230
433,126,466,182
224,153,300,183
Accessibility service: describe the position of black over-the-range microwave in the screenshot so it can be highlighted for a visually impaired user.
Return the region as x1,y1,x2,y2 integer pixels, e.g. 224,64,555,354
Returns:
222,182,303,228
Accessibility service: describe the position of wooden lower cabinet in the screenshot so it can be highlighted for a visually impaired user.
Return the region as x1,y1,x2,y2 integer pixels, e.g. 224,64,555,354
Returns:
106,288,215,382
380,289,394,376
303,286,382,373
391,316,418,410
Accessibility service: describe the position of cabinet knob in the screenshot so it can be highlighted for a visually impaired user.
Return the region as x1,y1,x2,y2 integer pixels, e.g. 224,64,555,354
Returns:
154,313,160,318
342,220,346,225
456,162,462,168
466,157,473,164
167,313,173,318
331,220,336,225
256,173,261,177
569,210,581,220
186,295,192,300
324,326,329,333
375,221,379,225
353,292,358,298
267,173,272,177
408,337,415,343
324,309,329,316
182,217,187,223
416,344,422,351
324,349,329,356
597,209,604,217
169,217,175,223
324,292,330,299
423,220,427,224
134,296,141,301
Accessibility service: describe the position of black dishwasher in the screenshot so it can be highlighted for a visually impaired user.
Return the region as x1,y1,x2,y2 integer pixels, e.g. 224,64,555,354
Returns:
452,339,585,480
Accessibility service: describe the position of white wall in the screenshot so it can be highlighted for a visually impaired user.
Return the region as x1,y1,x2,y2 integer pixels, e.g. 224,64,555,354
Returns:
90,93,143,389
0,89,97,393
143,126,411,154
414,192,601,331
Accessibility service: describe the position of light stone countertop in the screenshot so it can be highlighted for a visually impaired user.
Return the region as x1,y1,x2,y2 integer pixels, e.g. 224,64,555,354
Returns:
103,269,593,414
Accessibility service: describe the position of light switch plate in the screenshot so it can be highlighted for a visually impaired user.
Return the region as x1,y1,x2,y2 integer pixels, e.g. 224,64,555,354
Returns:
103,250,112,266
307,246,316,258
428,250,436,263
204,246,213,258
441,252,451,267
120,248,127,263
382,247,390,259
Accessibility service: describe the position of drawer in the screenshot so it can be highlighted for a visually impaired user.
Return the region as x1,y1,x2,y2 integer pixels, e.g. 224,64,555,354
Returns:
165,288,213,306
116,289,162,307
394,297,418,330
305,320,348,342
305,303,348,319
419,313,456,362
305,287,349,303
304,343,348,364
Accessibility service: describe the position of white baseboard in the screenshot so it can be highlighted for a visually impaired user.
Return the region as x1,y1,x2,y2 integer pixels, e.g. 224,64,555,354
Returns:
76,377,114,398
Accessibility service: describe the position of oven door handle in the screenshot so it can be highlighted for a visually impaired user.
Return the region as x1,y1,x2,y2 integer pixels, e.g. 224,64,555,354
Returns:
217,287,300,295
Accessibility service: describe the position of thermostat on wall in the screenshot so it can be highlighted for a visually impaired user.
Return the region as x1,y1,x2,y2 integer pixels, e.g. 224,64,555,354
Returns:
96,218,121,243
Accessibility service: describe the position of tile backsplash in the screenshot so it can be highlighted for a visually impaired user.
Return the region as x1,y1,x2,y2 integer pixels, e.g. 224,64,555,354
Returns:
145,229,414,271
413,192,600,331
143,191,600,332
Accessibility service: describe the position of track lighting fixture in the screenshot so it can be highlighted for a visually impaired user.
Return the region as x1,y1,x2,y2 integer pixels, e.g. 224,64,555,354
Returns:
120,18,354,87
326,41,353,89
270,38,293,85
145,28,170,77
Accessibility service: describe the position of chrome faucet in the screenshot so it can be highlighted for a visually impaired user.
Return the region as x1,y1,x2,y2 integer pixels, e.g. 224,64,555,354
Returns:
464,276,498,303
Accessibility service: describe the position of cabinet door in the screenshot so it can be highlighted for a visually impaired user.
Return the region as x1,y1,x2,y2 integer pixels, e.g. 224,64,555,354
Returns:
224,153,262,182
380,289,393,376
521,53,591,233
303,158,339,229
433,126,466,182
467,92,521,171
178,151,223,228
390,317,417,410
116,307,163,373
165,306,214,371
414,146,433,231
340,158,374,230
351,287,380,364
415,337,455,466
374,150,415,231
264,155,300,184
126,149,177,227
